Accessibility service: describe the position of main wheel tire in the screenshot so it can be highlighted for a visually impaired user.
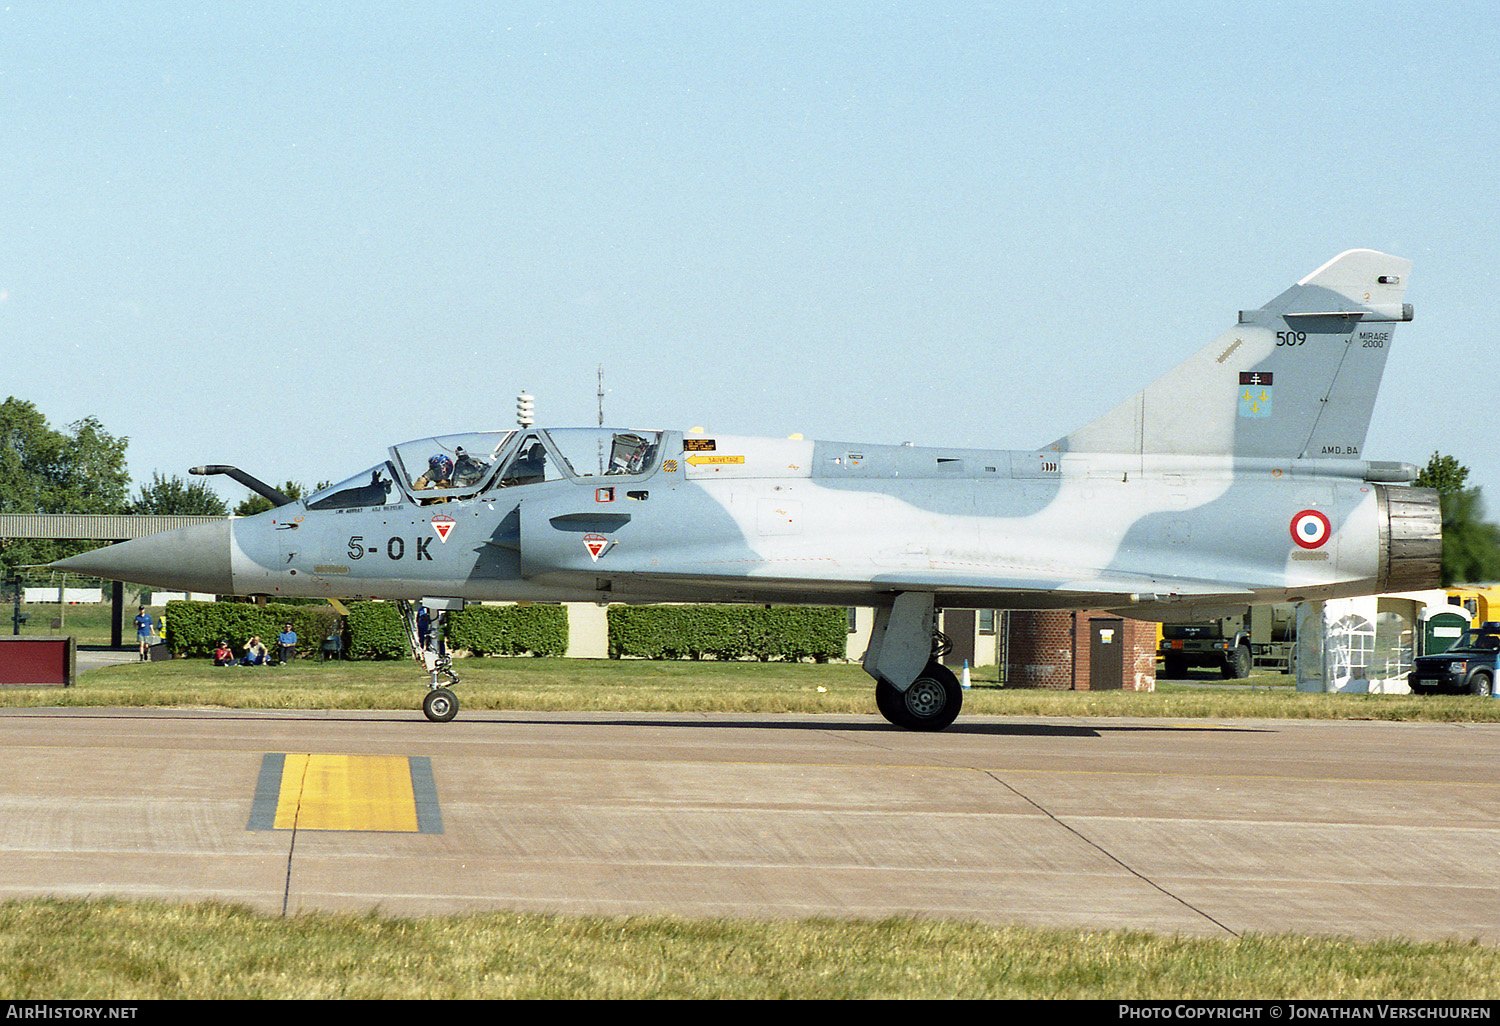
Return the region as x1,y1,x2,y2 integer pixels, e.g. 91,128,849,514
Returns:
898,662,963,732
423,687,459,722
874,678,907,727
1468,670,1493,697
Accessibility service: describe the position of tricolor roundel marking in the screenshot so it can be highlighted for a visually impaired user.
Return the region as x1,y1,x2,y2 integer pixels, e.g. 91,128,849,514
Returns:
1290,509,1331,549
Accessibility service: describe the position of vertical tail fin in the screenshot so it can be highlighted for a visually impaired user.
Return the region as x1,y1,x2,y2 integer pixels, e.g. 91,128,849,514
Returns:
1052,250,1413,460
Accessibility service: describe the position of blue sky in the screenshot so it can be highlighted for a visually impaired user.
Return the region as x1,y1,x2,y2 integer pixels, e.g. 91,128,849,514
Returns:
3,2,1497,506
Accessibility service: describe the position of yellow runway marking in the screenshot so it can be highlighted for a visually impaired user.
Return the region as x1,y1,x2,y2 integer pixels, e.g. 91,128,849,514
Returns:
277,754,418,832
249,753,441,833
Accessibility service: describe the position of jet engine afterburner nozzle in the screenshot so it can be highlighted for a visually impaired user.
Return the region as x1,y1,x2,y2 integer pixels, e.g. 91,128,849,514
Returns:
1377,485,1443,593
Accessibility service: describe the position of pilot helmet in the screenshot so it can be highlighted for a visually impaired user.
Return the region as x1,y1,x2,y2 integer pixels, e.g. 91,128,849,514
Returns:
428,454,455,479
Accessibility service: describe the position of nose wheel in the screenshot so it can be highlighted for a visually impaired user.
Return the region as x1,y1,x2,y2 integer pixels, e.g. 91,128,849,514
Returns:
423,687,459,723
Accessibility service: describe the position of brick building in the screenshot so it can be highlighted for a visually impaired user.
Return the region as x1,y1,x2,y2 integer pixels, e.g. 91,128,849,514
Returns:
999,610,1156,691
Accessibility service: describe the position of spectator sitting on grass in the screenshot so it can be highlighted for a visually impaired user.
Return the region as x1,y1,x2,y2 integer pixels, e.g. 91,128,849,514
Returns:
213,640,236,667
240,636,268,666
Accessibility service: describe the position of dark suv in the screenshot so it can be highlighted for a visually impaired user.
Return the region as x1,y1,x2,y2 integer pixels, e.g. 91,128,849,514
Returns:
1408,622,1500,696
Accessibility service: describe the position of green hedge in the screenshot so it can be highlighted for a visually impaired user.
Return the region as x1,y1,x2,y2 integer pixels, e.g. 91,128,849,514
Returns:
162,599,569,660
164,600,845,662
607,605,847,662
164,601,341,660
445,604,568,657
345,602,407,661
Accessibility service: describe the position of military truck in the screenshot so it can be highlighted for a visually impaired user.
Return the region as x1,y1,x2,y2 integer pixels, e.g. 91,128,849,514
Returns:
1158,605,1295,679
1407,621,1500,696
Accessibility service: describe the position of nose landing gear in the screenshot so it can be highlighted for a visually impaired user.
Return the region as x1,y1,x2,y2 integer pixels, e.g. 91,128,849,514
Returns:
400,599,463,722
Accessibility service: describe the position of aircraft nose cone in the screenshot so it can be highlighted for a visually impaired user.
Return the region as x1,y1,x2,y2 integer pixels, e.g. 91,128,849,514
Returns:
50,519,235,595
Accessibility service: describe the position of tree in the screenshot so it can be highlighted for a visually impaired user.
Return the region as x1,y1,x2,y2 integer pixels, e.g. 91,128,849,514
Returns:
1414,452,1469,497
0,398,131,574
1415,451,1500,587
130,472,229,516
234,481,307,518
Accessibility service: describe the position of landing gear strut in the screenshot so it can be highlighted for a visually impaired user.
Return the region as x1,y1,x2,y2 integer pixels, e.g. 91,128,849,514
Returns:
400,600,462,722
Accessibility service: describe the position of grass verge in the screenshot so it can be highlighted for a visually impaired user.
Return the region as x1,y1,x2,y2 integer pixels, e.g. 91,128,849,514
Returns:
3,898,1498,1000
4,656,1499,722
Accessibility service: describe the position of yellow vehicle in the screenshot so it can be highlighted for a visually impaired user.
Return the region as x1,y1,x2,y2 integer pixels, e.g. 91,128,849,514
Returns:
1441,587,1500,625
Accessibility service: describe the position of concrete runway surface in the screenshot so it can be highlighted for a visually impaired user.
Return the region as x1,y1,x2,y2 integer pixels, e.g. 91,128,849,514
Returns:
0,706,1496,942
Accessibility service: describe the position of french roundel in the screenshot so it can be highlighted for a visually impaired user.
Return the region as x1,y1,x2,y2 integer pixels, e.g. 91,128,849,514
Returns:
1290,509,1331,549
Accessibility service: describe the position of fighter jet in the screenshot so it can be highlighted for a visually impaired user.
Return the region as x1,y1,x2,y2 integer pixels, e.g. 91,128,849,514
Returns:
54,249,1441,728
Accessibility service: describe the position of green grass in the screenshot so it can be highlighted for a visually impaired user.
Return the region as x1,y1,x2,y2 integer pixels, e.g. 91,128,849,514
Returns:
2,898,1497,1000
6,655,1500,722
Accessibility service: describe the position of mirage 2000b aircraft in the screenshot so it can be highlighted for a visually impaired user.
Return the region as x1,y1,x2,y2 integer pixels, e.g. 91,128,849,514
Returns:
55,249,1441,728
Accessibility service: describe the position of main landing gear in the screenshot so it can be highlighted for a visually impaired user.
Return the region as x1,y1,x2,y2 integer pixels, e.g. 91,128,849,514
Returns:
400,600,462,722
875,660,964,731
865,593,964,731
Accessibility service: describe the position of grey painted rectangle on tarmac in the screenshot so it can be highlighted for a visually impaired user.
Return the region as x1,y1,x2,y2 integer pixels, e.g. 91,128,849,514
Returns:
409,755,443,834
247,752,286,831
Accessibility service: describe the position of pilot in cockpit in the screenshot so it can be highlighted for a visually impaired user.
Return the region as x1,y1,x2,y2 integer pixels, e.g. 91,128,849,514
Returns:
413,454,460,504
413,454,454,492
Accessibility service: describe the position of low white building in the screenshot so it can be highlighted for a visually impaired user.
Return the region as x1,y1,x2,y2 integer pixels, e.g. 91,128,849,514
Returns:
22,587,102,604
146,591,219,604
1294,589,1456,694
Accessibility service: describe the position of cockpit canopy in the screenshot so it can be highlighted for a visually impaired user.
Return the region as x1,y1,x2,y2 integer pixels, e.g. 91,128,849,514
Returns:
393,432,513,501
534,428,660,481
301,428,664,511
